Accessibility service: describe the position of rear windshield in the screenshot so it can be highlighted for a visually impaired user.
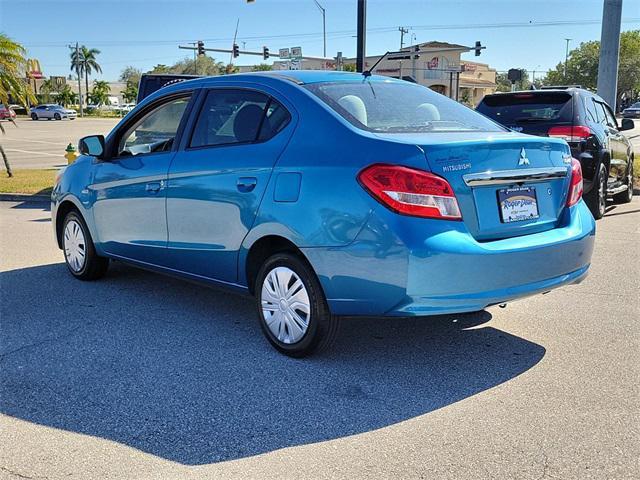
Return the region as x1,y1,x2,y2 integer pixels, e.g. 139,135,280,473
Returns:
304,81,504,133
477,92,573,124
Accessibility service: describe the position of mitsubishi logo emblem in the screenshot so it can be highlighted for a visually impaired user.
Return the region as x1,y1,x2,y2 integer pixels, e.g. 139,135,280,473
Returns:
518,147,530,166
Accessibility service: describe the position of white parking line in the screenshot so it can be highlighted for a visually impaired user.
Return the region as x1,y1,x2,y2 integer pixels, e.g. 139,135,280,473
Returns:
4,149,61,157
2,138,68,146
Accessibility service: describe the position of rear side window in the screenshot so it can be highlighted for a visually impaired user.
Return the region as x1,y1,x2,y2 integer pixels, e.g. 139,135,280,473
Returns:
190,90,272,148
477,92,573,124
258,100,291,141
305,81,502,133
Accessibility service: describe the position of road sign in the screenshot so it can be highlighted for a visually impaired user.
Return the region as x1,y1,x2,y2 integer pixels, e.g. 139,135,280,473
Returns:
291,46,302,59
279,48,290,59
290,59,301,70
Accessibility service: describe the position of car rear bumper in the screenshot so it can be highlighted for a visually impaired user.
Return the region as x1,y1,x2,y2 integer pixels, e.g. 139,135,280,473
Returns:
303,200,595,317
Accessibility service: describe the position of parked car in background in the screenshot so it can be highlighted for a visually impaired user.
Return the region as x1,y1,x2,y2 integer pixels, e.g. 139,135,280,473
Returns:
477,88,635,219
622,102,640,119
31,104,77,121
53,71,595,356
0,104,16,120
116,103,135,114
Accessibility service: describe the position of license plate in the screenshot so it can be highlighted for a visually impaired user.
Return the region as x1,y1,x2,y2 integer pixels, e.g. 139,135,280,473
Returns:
497,186,539,223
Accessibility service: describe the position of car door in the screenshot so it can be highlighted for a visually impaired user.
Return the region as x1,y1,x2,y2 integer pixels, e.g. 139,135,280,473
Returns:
165,87,294,283
594,99,627,182
40,105,52,119
90,92,194,265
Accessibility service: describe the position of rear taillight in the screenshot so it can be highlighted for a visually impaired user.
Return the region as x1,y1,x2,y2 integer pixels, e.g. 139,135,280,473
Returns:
566,158,583,207
358,164,462,220
548,125,591,142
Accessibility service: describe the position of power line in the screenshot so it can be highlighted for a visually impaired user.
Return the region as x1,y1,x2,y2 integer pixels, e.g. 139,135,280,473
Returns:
23,17,640,48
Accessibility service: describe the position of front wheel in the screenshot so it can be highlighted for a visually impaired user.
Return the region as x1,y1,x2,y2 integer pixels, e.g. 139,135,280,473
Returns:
584,163,607,219
54,113,61,120
613,160,634,204
62,211,109,280
255,253,339,357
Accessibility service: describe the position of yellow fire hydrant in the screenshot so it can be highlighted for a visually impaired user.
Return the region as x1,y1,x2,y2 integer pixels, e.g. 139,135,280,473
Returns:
65,143,79,164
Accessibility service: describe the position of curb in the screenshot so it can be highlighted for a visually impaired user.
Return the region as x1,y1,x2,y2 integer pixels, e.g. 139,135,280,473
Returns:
0,193,50,203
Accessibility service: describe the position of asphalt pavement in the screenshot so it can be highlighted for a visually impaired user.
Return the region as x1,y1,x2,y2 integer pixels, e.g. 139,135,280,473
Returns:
0,197,638,479
1,118,119,169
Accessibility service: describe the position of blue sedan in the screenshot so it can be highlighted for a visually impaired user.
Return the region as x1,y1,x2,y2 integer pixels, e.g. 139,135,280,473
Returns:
52,71,595,356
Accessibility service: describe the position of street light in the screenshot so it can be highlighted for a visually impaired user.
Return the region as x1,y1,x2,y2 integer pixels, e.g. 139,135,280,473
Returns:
564,38,572,79
313,0,327,58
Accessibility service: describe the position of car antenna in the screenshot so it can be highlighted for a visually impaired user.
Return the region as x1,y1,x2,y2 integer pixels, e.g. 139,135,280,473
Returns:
363,51,390,77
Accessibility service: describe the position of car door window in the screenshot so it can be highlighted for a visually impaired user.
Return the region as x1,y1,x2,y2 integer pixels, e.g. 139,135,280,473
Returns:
601,103,618,129
118,96,190,156
189,90,269,148
258,99,291,141
593,100,616,129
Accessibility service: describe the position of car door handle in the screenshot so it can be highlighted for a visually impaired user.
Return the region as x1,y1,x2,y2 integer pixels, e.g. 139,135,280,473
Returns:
145,181,162,193
237,177,257,192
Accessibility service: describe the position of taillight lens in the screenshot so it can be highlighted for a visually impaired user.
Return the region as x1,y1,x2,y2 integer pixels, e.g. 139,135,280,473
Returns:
566,158,583,207
548,125,591,142
358,164,462,220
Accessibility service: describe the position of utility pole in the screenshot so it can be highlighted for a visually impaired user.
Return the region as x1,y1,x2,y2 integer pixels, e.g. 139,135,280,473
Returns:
314,1,327,58
69,42,84,117
356,0,366,72
597,0,623,111
563,38,572,79
398,27,409,80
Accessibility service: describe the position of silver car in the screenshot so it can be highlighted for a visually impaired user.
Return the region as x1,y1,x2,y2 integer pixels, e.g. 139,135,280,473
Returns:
31,104,77,121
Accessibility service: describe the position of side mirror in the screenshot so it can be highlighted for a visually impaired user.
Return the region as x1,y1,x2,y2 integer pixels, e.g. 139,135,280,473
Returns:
78,135,105,158
620,118,634,131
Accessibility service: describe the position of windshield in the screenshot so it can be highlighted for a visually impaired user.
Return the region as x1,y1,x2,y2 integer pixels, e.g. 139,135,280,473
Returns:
629,103,640,109
477,92,573,124
305,81,504,133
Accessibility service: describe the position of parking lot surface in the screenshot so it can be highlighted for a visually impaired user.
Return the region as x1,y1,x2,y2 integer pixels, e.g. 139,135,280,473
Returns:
0,197,638,479
1,118,119,169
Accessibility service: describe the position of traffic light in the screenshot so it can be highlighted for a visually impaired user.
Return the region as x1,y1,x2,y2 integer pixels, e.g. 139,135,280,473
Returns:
474,41,483,56
262,46,269,60
232,43,240,58
197,40,205,56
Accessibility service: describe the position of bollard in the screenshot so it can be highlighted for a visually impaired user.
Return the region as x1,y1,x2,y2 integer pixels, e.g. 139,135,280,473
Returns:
65,143,78,165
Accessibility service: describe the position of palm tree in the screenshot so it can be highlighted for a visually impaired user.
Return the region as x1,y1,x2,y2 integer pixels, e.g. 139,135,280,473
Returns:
54,84,77,107
90,80,111,106
0,34,35,177
0,33,36,108
39,78,56,103
70,45,102,105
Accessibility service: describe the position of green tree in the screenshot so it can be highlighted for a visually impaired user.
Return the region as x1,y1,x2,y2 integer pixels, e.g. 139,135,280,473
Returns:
54,84,77,107
89,80,111,106
122,83,138,103
70,45,102,106
496,69,531,92
148,64,172,74
119,66,142,87
252,63,273,72
39,78,57,103
0,33,36,108
543,30,640,104
343,63,357,72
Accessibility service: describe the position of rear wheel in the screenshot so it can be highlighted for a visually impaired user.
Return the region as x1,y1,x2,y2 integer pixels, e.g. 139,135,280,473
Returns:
613,160,634,204
585,163,607,219
31,113,38,120
62,211,109,280
255,253,339,357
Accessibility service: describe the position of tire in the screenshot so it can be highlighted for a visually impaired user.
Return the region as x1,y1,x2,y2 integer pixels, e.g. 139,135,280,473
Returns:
255,252,339,357
584,163,607,219
62,211,109,280
54,113,61,120
31,113,38,120
613,159,634,204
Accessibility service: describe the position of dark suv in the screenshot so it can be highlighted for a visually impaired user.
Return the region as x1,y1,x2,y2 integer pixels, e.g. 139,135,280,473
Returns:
477,88,635,219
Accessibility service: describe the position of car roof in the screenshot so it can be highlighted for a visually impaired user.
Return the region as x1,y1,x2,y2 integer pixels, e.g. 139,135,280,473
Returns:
180,70,403,88
484,87,592,98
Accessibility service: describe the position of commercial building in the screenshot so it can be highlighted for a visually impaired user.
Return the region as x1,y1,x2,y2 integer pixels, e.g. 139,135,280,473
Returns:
273,41,497,105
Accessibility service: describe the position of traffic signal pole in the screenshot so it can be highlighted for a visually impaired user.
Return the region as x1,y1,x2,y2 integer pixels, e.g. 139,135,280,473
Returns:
356,0,366,72
178,45,331,62
596,0,623,111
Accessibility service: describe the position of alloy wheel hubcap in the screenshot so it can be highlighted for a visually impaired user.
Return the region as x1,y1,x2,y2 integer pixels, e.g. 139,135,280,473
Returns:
261,266,310,344
599,174,606,214
64,220,86,272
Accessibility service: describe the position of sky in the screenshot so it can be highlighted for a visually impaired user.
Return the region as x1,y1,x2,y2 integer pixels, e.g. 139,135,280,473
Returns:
1,0,639,81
